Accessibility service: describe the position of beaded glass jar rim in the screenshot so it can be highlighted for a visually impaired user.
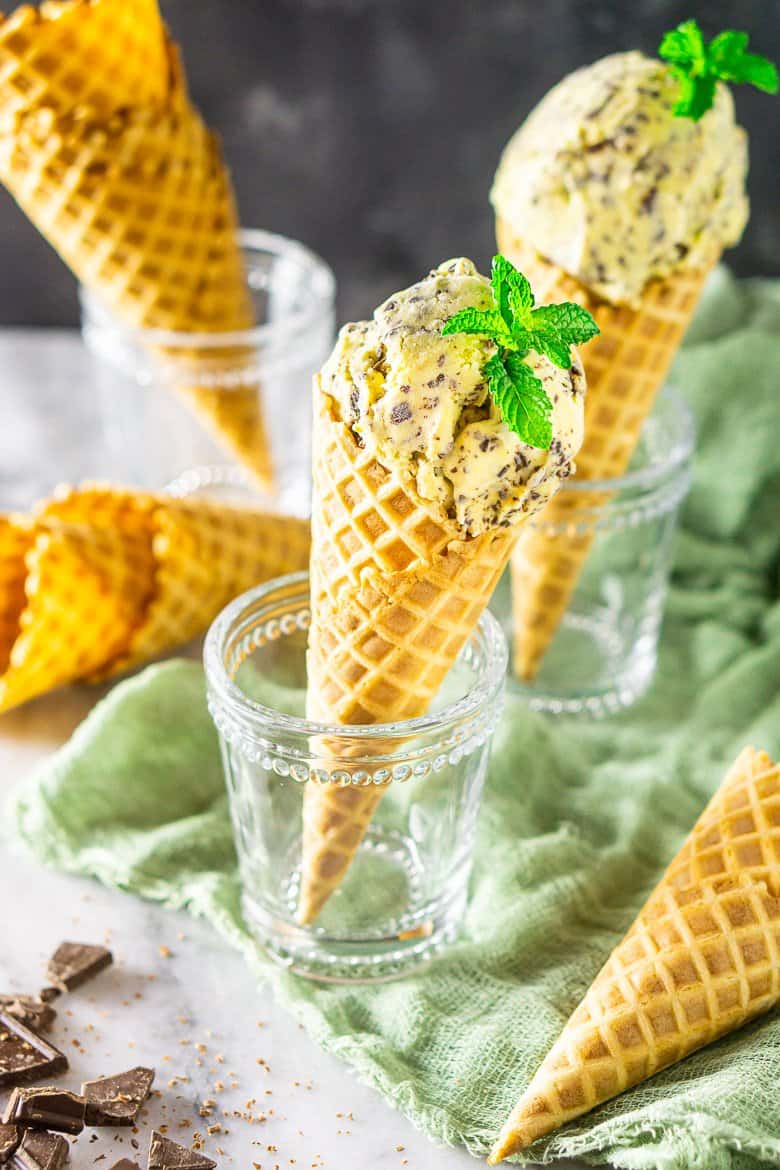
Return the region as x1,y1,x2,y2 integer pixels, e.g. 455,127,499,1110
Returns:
79,228,335,353
204,572,508,751
557,386,695,496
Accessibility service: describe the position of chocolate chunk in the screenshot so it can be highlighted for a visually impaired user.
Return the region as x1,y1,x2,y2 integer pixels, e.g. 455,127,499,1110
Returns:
0,1013,68,1089
0,999,55,1035
10,1130,68,1170
81,1067,154,1126
0,1126,20,1165
148,1131,216,1169
36,992,59,1006
107,1162,141,1170
3,1087,85,1135
46,942,112,992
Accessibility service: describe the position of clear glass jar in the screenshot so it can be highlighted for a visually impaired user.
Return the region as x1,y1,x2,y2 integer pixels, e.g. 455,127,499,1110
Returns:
80,229,335,516
204,572,507,981
492,387,695,717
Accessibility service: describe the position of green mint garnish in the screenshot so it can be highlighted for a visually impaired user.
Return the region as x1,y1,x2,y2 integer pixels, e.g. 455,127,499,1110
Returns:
441,255,599,450
659,20,778,120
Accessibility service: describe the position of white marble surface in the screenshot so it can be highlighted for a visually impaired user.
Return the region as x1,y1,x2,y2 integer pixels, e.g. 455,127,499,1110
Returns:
0,330,582,1170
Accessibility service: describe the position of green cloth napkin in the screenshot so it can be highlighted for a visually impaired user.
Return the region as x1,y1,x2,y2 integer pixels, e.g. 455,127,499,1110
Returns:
12,269,780,1170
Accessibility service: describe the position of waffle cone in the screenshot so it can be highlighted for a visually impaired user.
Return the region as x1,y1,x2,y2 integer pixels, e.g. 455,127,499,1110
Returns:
490,746,780,1162
0,518,155,712
497,223,709,680
0,515,34,673
0,0,170,120
297,387,516,925
0,1,273,486
102,492,311,677
0,485,311,711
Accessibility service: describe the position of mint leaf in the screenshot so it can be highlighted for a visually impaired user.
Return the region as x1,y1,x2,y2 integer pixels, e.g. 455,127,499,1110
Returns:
442,253,598,450
532,301,601,349
709,30,779,92
659,19,705,68
659,20,778,119
492,353,553,449
441,307,511,346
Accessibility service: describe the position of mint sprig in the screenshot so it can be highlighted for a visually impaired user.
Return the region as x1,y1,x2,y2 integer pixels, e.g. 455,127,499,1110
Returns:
659,20,778,120
442,255,599,450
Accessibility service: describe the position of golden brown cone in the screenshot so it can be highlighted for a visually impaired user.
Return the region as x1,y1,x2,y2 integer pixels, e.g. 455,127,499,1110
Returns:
0,0,169,120
297,387,518,925
490,746,780,1163
0,519,155,712
0,484,311,712
0,0,273,486
497,223,711,681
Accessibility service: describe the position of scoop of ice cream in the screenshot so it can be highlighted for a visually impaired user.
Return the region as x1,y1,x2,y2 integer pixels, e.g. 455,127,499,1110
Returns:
491,51,749,306
320,258,585,537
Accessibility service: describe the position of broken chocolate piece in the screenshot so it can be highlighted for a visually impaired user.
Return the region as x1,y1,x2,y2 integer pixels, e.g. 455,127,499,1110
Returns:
81,1067,154,1126
0,1013,67,1089
148,1131,216,1170
107,1162,141,1170
10,1130,67,1170
45,942,112,992
35,992,59,1007
0,999,55,1035
3,1087,85,1135
0,1126,20,1165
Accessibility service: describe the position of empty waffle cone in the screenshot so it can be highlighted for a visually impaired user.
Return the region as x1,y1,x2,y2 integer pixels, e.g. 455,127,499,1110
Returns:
297,387,516,926
490,746,780,1163
0,518,155,712
0,0,273,487
0,484,311,711
498,224,710,681
0,0,170,119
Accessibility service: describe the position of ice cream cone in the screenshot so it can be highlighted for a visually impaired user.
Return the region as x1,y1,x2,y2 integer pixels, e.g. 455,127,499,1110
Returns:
0,515,34,673
499,224,711,680
0,0,170,120
297,388,517,925
0,0,273,487
490,746,780,1162
0,485,311,711
102,492,311,677
0,518,155,712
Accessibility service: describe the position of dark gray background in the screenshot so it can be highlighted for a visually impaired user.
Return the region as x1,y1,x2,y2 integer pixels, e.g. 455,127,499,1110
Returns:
0,0,777,326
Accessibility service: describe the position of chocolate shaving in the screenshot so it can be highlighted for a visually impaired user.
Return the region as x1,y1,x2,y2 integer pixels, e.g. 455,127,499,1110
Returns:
10,1129,68,1170
0,1013,67,1089
45,943,112,992
81,1067,154,1126
3,1087,85,1135
148,1132,216,1170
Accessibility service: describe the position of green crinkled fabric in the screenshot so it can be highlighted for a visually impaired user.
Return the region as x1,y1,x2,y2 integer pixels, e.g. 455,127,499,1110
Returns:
11,270,780,1169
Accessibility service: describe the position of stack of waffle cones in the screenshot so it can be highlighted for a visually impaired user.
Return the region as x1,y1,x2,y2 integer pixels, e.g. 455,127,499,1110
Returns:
497,223,710,681
0,0,273,486
297,387,520,925
0,484,310,713
490,745,780,1161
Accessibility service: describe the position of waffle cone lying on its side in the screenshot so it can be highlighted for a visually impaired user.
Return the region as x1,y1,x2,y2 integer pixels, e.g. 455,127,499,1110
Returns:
0,485,310,713
0,0,273,486
499,226,711,681
490,746,780,1163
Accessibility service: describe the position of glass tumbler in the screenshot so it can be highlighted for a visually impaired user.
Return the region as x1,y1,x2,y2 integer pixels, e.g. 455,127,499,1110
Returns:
81,229,335,516
205,572,508,981
493,387,695,716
